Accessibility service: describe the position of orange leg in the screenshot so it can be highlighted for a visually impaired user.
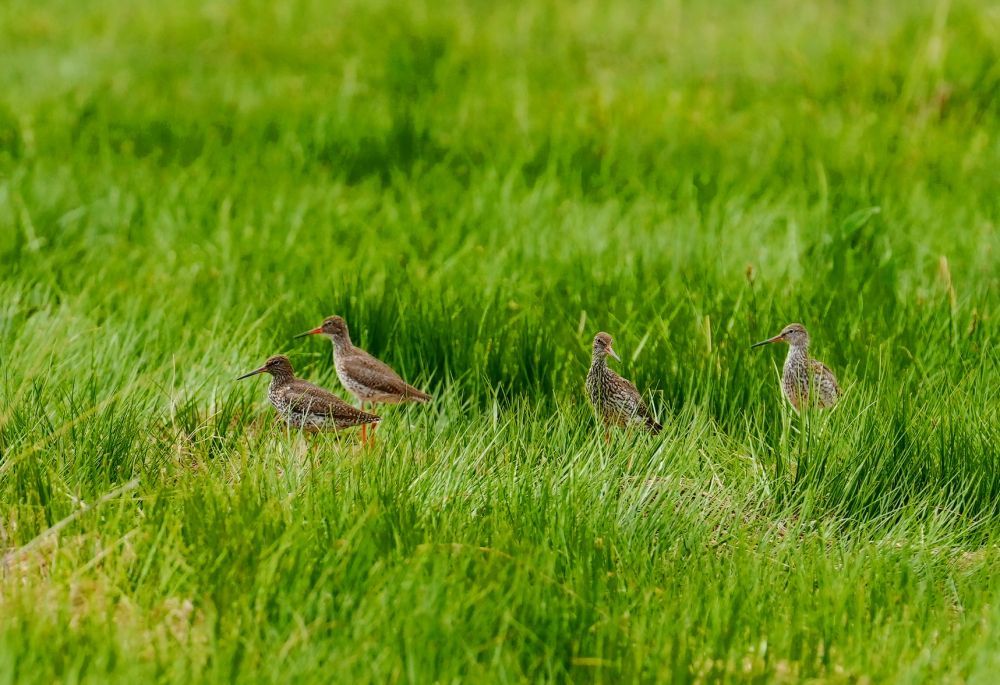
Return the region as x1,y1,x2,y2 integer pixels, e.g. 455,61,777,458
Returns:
370,409,379,435
603,428,610,444
364,403,376,447
357,400,367,446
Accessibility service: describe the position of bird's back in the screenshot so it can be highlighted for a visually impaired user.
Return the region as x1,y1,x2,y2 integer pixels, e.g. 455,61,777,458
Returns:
809,359,841,408
587,363,660,433
336,346,431,403
271,378,380,429
781,353,840,410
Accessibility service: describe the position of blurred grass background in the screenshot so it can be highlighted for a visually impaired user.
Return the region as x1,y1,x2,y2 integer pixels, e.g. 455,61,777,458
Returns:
0,0,998,682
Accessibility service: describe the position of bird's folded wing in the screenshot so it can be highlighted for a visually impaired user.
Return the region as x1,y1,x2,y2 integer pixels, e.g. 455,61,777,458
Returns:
345,352,411,395
622,378,654,419
810,360,839,386
285,383,353,417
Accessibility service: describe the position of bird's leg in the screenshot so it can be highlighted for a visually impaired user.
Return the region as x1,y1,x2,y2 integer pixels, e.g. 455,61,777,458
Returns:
351,398,367,446
603,428,610,444
364,403,377,447
356,399,368,445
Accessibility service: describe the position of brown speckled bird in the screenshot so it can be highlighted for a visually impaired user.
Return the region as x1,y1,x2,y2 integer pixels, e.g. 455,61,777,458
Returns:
586,332,662,440
237,355,381,439
295,316,431,442
751,323,840,410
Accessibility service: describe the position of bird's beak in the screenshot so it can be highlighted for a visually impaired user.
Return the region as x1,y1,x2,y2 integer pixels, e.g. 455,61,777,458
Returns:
751,334,783,349
293,326,323,339
607,346,622,362
236,366,267,380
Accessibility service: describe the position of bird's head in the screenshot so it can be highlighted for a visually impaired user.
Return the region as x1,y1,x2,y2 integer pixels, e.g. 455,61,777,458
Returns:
237,354,294,380
295,315,351,345
751,323,810,349
592,331,621,362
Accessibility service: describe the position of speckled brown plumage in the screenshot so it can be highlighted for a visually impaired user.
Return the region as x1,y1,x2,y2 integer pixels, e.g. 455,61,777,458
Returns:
752,323,840,410
296,316,431,405
585,332,662,435
237,355,381,433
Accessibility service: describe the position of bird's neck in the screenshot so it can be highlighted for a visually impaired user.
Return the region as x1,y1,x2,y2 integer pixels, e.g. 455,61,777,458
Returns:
784,343,809,368
268,370,295,387
330,334,352,355
590,352,608,374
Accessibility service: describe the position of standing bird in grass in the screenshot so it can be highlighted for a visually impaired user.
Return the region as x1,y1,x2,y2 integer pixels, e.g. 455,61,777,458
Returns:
751,323,840,410
295,316,431,443
586,332,662,440
237,354,381,440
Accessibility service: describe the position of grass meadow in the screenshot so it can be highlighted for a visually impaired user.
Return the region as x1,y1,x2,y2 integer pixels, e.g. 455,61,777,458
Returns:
1,0,998,682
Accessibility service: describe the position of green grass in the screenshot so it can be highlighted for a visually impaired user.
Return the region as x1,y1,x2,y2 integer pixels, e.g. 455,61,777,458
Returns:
1,0,998,681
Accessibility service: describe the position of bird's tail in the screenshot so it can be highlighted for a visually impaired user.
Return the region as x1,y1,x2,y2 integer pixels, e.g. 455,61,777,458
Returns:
645,417,663,435
404,385,432,403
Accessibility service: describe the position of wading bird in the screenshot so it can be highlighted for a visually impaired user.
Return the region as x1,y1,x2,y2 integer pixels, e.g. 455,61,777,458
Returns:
586,332,662,440
237,354,381,442
751,323,840,410
295,316,431,443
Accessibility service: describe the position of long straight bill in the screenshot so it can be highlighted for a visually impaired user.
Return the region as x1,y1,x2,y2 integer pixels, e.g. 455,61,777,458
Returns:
236,366,267,380
750,334,783,349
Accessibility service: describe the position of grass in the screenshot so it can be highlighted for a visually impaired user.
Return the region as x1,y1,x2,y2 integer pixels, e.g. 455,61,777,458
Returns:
0,0,998,681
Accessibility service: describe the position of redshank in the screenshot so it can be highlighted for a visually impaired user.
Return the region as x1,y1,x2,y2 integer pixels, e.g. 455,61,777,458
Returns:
295,316,431,442
586,332,662,439
751,323,840,410
236,354,381,439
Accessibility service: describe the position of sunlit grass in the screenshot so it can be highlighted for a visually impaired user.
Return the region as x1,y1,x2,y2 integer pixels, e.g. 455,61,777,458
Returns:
0,0,997,682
